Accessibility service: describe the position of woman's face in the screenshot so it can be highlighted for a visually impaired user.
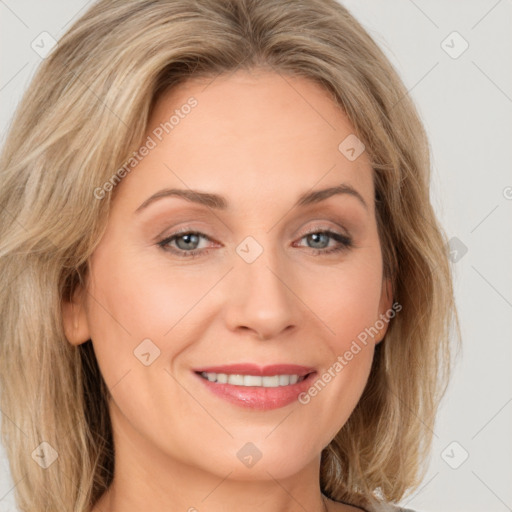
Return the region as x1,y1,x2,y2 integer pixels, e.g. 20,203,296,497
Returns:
64,69,392,483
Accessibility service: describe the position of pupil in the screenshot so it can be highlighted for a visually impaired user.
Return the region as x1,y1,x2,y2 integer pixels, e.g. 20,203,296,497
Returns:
177,234,198,250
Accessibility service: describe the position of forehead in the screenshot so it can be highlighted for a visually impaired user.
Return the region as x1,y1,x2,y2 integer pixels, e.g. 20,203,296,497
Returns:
114,69,374,212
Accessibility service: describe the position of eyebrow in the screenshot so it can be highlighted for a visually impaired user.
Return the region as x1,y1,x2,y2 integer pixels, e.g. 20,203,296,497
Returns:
134,183,368,213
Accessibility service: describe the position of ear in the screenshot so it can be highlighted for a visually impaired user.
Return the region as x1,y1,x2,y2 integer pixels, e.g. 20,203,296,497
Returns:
375,277,394,344
62,285,90,346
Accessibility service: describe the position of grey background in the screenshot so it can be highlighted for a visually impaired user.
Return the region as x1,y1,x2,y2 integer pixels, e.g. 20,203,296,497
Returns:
1,1,511,511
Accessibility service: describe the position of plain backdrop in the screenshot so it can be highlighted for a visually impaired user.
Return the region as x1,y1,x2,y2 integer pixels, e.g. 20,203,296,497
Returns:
1,1,511,511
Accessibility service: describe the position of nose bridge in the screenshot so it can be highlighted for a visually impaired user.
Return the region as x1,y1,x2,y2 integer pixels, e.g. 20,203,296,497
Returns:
225,235,299,339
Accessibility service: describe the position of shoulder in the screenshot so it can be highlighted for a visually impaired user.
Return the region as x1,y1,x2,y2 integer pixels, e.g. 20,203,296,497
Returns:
370,504,417,512
347,503,417,512
327,501,367,512
326,497,416,512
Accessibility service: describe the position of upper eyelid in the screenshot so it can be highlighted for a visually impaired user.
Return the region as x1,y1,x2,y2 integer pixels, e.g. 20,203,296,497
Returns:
159,216,351,238
162,224,348,239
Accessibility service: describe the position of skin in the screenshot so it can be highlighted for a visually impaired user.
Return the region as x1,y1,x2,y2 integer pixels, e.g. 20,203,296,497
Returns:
63,69,392,512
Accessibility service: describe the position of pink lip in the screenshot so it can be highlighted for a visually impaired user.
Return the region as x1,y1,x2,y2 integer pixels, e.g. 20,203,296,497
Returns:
192,363,317,411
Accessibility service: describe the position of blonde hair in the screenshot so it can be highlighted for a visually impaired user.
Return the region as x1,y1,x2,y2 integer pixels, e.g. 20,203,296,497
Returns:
0,0,459,510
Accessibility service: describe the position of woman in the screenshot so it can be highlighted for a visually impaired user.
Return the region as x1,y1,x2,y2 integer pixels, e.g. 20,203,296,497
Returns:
0,1,459,511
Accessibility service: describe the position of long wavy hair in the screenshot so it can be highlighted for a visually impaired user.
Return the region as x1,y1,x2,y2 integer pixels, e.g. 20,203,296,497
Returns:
0,0,459,510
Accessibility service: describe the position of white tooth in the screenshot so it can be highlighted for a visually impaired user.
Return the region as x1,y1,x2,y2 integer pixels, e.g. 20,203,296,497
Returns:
203,372,302,386
262,375,280,387
278,375,290,386
243,375,263,386
228,374,245,385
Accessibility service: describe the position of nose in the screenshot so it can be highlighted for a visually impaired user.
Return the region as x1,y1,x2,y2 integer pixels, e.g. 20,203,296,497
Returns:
223,248,300,341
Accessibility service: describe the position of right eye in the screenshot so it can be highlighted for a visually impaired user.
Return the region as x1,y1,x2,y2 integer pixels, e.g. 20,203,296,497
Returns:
158,230,215,258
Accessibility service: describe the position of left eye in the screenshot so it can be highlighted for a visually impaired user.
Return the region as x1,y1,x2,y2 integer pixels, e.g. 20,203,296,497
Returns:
298,231,341,249
294,230,353,254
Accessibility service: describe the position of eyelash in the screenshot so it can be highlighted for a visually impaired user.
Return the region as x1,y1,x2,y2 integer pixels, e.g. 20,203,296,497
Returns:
157,227,353,259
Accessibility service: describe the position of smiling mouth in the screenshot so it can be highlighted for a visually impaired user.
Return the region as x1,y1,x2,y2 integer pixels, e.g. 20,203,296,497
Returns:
193,364,317,410
196,371,312,387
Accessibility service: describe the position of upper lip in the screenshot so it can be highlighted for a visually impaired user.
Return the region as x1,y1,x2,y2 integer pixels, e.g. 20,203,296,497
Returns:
193,363,316,377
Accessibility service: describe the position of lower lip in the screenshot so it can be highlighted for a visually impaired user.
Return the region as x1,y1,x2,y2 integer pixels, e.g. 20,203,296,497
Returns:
193,372,317,410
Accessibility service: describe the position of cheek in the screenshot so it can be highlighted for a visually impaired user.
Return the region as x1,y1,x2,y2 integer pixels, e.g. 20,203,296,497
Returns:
307,250,384,349
83,240,225,385
86,241,205,337
296,250,383,438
